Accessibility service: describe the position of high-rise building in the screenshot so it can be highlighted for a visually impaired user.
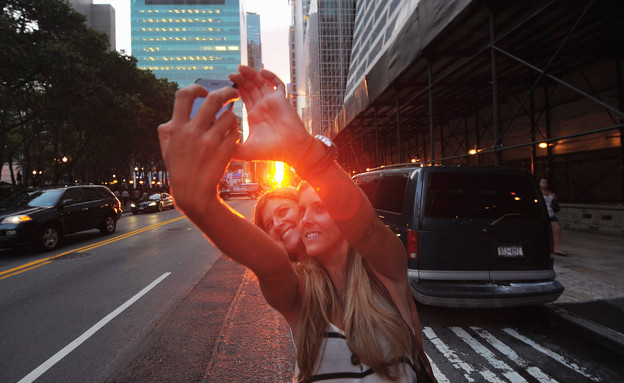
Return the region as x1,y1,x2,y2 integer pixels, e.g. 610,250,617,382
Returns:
288,0,312,111
246,12,262,71
130,0,242,88
292,0,356,136
69,0,116,50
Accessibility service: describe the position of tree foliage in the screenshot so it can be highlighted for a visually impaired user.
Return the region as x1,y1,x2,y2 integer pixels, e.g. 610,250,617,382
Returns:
0,0,177,188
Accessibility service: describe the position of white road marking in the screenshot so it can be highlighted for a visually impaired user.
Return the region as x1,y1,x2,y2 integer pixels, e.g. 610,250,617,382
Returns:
423,327,477,382
503,328,600,382
427,355,450,383
471,327,559,383
18,272,172,383
451,327,528,383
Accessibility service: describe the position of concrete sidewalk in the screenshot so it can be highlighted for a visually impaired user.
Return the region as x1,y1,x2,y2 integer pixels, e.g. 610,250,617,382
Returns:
549,229,624,356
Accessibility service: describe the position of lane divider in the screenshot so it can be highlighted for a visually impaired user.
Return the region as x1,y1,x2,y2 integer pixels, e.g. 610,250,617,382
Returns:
18,272,172,383
0,216,186,280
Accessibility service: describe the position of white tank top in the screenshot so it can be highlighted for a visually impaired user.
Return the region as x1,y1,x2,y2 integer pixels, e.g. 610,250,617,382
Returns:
543,193,555,218
291,323,418,382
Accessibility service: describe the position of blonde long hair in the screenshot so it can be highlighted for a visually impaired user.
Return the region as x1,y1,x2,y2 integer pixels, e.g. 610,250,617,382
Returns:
252,187,299,230
293,250,416,381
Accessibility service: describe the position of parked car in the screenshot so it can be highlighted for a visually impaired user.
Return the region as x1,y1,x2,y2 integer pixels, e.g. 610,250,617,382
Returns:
130,192,174,214
220,183,264,200
0,185,122,251
353,165,564,308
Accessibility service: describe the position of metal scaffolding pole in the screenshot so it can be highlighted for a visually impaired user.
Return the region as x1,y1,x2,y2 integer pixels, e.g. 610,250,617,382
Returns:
617,58,624,200
374,108,379,167
489,8,502,166
530,88,537,175
396,91,402,163
544,84,553,180
428,63,435,163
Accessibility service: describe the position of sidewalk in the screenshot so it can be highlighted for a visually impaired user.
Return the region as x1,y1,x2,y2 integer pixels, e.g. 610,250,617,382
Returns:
549,229,624,356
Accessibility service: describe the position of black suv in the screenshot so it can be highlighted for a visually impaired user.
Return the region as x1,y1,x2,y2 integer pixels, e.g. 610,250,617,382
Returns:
0,185,122,251
353,165,564,308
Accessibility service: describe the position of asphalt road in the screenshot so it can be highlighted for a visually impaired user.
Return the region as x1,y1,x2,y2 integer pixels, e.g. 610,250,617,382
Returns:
2,199,624,382
0,206,220,383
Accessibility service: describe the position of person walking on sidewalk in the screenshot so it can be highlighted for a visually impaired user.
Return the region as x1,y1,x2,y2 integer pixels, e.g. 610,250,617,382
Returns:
540,177,566,255
158,65,437,382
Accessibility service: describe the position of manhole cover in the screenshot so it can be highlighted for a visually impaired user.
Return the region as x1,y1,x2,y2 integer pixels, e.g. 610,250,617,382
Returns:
55,252,93,261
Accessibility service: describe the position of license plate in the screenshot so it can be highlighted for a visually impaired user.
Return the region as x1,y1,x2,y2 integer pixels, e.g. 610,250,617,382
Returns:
497,245,523,258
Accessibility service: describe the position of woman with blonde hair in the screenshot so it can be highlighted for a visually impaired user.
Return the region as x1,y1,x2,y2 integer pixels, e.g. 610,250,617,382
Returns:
253,187,307,262
158,65,436,382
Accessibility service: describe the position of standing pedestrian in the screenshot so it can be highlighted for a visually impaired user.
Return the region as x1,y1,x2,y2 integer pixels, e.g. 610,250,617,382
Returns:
540,177,566,255
121,189,130,207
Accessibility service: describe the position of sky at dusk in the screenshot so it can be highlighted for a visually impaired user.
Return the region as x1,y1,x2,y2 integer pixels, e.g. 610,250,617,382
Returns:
93,0,292,85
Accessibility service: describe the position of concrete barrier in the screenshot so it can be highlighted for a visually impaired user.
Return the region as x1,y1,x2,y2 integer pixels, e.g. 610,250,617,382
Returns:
558,204,624,236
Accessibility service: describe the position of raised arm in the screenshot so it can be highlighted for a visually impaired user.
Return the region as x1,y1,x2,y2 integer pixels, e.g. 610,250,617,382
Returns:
230,66,406,283
157,85,300,319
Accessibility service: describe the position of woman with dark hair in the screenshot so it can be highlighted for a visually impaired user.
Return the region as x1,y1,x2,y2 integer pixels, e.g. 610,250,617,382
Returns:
540,178,566,255
158,65,436,382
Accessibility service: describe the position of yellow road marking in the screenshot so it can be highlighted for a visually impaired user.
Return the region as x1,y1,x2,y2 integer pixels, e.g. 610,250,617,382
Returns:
0,216,187,280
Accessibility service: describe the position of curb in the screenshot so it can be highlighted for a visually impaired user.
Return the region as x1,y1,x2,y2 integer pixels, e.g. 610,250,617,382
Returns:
550,306,624,357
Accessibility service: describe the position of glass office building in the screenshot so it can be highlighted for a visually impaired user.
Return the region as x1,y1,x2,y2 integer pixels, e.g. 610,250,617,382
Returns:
130,0,242,88
296,0,356,136
246,12,261,71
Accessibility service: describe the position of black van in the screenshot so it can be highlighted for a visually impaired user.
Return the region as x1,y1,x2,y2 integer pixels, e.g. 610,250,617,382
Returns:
353,165,564,308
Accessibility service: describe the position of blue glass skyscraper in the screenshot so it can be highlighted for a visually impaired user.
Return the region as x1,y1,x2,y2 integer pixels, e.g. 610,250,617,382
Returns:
131,0,242,88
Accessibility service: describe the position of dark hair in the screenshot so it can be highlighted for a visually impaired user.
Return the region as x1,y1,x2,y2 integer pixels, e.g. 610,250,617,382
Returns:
253,187,299,231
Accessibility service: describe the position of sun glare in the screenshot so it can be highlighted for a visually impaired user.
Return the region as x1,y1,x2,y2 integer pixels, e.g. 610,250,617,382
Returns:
273,161,285,185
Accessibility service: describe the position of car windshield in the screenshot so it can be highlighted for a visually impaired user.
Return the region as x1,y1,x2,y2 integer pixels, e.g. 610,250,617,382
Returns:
0,189,63,208
148,194,161,201
425,172,543,219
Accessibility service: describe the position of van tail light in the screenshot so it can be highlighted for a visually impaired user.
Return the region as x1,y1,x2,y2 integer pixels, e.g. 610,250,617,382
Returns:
407,229,419,260
549,230,554,260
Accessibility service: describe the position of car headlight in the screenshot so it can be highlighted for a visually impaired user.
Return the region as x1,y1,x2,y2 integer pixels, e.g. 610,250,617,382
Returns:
148,202,157,206
130,203,136,208
1,215,32,224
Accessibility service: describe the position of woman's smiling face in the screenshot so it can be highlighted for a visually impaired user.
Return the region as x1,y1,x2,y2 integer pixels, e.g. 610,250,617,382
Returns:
260,197,302,254
298,187,344,257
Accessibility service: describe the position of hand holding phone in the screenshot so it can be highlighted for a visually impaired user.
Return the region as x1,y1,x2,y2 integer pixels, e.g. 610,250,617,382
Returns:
190,78,238,119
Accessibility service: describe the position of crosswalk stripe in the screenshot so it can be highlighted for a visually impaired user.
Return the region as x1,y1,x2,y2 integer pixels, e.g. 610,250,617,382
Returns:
427,355,450,383
452,327,529,383
423,327,476,382
503,328,600,382
471,327,558,383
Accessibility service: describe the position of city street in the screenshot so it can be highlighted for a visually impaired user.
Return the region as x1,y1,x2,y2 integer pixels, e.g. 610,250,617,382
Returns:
1,200,623,382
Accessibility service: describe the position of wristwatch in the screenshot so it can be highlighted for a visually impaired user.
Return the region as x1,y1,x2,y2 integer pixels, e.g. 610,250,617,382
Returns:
314,134,338,160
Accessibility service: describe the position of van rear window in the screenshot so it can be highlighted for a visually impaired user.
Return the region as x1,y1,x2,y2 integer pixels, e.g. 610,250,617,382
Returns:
376,174,408,213
425,172,542,219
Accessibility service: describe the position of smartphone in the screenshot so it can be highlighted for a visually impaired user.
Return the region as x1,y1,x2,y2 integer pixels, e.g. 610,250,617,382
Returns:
190,78,237,118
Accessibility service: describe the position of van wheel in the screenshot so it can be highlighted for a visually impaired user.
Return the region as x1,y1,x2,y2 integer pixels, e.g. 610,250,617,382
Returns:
99,215,116,235
39,224,61,251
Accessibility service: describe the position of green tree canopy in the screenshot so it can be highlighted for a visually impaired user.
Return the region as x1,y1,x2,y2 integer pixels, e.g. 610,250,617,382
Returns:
1,0,177,189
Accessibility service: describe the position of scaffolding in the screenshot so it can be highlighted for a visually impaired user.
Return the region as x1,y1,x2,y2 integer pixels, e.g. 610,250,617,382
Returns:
332,0,624,203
